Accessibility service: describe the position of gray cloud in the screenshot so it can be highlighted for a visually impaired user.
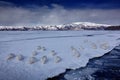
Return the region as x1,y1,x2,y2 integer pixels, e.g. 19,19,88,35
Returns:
0,2,120,26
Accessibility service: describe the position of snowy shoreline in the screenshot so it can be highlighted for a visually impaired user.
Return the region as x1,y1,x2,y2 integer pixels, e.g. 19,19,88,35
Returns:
0,31,120,80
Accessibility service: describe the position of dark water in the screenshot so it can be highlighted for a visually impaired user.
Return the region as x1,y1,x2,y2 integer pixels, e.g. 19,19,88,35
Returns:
47,44,120,80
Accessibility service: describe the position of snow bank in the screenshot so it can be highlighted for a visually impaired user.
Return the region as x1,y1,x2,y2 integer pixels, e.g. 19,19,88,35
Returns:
0,31,119,80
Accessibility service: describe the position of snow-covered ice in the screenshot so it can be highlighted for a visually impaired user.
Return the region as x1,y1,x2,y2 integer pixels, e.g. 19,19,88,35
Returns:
0,31,120,80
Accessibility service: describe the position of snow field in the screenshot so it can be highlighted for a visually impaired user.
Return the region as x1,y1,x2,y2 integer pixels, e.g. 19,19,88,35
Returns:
0,31,119,80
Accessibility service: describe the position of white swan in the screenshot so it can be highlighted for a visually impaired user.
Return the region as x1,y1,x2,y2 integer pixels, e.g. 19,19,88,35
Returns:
55,56,61,63
100,42,109,50
37,46,42,50
71,46,80,58
41,56,47,64
29,57,37,64
41,47,46,51
16,54,24,61
50,50,56,56
6,53,15,60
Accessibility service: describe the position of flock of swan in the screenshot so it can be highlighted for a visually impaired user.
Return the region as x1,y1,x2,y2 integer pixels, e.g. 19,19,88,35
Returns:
6,45,62,64
5,40,109,65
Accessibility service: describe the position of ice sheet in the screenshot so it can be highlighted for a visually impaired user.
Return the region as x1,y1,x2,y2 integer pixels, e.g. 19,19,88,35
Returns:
0,31,120,80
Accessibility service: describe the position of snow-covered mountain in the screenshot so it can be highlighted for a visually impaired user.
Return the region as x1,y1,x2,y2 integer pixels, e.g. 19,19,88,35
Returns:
62,22,110,30
66,22,110,27
0,22,113,31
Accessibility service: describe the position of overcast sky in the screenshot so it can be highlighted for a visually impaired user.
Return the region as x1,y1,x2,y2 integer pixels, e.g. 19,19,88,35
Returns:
0,0,120,26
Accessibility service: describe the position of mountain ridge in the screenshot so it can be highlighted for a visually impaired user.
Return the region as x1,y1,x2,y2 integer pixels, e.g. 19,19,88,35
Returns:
0,22,119,31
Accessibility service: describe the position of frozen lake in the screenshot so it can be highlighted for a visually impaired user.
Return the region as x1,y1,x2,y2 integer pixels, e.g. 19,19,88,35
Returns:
0,31,120,80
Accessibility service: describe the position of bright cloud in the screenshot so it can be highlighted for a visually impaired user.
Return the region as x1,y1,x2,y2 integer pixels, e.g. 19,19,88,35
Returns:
0,1,120,26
